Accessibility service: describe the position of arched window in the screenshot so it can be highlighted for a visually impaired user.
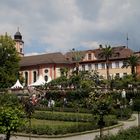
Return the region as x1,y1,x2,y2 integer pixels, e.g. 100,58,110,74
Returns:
33,71,37,82
25,72,28,86
44,75,48,82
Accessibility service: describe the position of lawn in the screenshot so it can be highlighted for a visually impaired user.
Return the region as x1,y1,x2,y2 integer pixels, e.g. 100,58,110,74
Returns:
31,118,88,126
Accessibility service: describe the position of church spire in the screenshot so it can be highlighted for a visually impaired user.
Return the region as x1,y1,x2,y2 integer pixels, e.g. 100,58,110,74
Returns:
14,28,24,56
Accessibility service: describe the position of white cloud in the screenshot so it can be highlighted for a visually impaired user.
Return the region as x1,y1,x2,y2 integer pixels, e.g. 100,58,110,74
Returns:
81,41,100,50
0,0,140,54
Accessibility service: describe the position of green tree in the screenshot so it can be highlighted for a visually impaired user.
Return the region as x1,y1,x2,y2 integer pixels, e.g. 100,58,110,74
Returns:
60,67,69,77
0,93,25,140
88,90,113,138
122,55,140,78
99,45,113,81
23,99,35,140
0,33,20,88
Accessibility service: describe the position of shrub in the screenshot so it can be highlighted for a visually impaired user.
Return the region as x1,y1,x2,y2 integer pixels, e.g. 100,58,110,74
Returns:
114,107,132,120
32,111,94,122
35,106,91,113
21,122,97,135
94,126,140,140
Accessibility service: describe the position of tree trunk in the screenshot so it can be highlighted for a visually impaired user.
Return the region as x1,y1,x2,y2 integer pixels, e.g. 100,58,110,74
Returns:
100,127,103,138
76,62,79,75
131,66,135,75
106,58,110,80
5,130,10,140
106,59,110,89
29,117,31,140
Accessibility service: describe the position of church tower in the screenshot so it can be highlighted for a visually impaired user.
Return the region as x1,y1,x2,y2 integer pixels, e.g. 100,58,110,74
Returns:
14,28,24,56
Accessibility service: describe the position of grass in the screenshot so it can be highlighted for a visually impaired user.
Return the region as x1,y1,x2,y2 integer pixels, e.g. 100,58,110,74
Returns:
35,110,92,115
31,118,87,126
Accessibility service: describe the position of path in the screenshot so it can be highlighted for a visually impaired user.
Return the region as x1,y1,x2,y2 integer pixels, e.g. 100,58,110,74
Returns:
0,114,138,140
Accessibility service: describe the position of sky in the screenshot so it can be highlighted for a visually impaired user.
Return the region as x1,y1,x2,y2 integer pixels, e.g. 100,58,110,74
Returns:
0,0,140,56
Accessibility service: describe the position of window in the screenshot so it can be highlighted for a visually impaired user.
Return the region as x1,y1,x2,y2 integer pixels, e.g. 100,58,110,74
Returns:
25,72,28,86
44,75,48,82
123,73,127,77
20,48,22,53
115,62,119,68
88,64,92,71
82,65,85,71
95,64,98,70
101,63,105,69
33,71,37,82
44,69,48,73
115,73,120,78
88,53,92,60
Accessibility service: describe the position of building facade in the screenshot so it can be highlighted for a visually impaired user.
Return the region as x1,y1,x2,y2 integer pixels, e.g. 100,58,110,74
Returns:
14,31,137,86
19,53,72,86
65,46,133,79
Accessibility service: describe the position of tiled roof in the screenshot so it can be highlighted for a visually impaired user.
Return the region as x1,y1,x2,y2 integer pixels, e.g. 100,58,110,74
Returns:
94,46,133,60
65,46,133,62
20,52,70,67
20,46,134,67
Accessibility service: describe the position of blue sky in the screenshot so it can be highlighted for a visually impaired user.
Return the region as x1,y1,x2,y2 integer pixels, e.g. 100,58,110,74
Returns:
0,0,140,55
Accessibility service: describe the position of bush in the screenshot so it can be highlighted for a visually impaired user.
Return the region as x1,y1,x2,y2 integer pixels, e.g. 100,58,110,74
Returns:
21,122,97,135
133,99,140,112
35,106,91,113
20,115,117,135
32,111,94,122
114,107,132,120
20,112,117,135
94,126,140,140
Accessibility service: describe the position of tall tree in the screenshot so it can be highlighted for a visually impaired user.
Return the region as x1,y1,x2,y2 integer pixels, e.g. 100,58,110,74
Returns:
99,45,113,81
122,54,140,77
0,33,20,88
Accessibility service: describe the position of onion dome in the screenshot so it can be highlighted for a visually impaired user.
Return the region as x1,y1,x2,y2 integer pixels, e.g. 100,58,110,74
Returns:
14,29,22,40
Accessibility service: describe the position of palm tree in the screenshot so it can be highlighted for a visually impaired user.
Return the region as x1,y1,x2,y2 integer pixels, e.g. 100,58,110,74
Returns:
122,54,140,78
71,48,83,75
99,45,113,81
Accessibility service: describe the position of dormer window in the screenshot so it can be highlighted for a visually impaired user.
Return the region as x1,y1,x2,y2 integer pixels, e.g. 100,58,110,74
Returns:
88,53,92,60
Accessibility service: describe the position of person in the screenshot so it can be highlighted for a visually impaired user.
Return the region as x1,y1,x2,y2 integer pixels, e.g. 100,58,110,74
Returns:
48,99,51,108
129,98,133,106
31,94,38,105
63,97,67,107
50,99,55,107
121,89,126,98
48,98,55,108
116,99,120,108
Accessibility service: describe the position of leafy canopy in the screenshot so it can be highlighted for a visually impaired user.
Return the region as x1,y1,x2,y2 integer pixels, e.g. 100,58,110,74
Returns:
0,93,25,140
122,54,140,76
0,33,20,88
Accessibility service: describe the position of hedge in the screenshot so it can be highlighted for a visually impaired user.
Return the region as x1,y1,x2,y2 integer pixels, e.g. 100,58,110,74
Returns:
35,105,91,113
20,115,117,135
32,111,94,122
20,122,97,135
94,126,140,140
